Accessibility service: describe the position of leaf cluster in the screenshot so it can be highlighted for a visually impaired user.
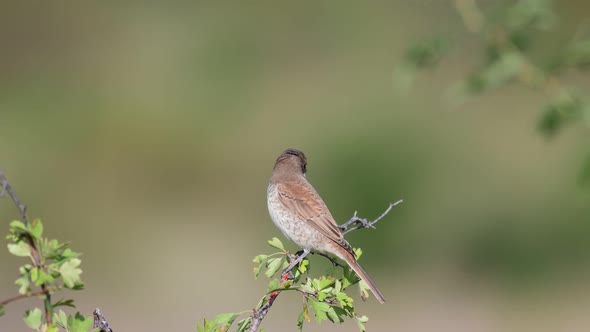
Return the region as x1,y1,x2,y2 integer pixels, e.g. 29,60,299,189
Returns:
3,219,95,332
398,0,590,183
198,238,372,332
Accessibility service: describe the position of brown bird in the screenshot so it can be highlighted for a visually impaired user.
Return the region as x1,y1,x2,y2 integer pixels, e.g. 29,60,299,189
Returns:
267,148,385,304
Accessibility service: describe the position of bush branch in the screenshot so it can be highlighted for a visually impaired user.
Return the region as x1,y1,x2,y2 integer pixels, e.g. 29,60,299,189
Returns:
0,169,52,324
0,289,51,307
339,199,404,235
247,200,402,332
0,169,29,225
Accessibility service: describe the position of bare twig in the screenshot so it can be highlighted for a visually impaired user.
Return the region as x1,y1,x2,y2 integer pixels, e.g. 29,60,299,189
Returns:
0,289,52,306
247,201,402,332
0,169,51,324
93,308,114,332
339,199,404,235
0,169,29,225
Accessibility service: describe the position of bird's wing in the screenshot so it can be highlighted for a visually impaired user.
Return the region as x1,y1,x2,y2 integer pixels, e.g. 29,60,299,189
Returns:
276,181,345,245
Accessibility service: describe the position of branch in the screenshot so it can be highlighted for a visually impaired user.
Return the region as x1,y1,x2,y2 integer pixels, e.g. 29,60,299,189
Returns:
247,200,403,332
0,289,51,306
339,199,403,235
0,169,29,225
0,169,52,324
93,308,114,332
248,274,287,332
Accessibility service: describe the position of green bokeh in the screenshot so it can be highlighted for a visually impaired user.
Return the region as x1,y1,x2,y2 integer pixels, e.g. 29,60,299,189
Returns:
1,2,589,331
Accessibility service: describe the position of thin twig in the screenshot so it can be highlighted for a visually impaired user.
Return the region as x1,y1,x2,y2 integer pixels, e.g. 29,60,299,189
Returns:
247,200,403,332
0,169,29,225
0,289,51,306
339,199,404,235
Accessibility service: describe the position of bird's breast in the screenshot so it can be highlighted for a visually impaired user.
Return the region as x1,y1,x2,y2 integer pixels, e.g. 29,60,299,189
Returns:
266,183,325,251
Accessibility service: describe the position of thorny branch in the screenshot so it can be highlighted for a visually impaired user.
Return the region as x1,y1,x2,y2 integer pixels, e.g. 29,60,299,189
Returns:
339,199,404,235
247,200,403,332
0,169,53,324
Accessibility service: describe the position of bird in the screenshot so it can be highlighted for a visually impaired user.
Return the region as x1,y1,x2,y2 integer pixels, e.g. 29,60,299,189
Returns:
267,148,385,304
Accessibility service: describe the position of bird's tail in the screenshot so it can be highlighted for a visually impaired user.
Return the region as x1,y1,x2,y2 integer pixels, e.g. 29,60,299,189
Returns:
342,253,386,304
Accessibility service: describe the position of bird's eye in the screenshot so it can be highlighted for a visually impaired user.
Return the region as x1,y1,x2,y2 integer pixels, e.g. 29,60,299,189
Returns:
286,150,299,157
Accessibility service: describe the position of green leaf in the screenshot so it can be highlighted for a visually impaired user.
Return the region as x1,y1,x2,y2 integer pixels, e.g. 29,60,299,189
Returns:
196,319,209,332
264,257,284,278
53,298,76,308
253,254,268,264
309,300,330,323
59,258,83,288
267,237,285,251
15,274,31,295
0,305,5,317
8,241,31,257
236,317,252,332
68,312,93,332
333,306,352,319
355,315,369,332
297,258,309,274
266,278,280,293
38,269,55,286
297,309,305,332
31,267,39,283
24,308,43,330
30,219,43,239
336,291,354,307
9,220,28,232
253,264,263,279
62,248,80,259
355,319,366,332
253,254,270,279
300,278,314,293
53,310,69,329
44,324,60,332
334,279,342,293
359,280,370,301
211,312,240,331
342,267,359,288
318,276,335,290
353,248,363,259
326,306,344,323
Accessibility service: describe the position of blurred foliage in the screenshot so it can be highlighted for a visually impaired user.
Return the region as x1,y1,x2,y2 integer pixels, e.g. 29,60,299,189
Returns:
399,0,590,178
1,2,590,331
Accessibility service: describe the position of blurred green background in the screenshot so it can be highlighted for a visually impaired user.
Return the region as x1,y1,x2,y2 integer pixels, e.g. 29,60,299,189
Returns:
1,1,589,331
